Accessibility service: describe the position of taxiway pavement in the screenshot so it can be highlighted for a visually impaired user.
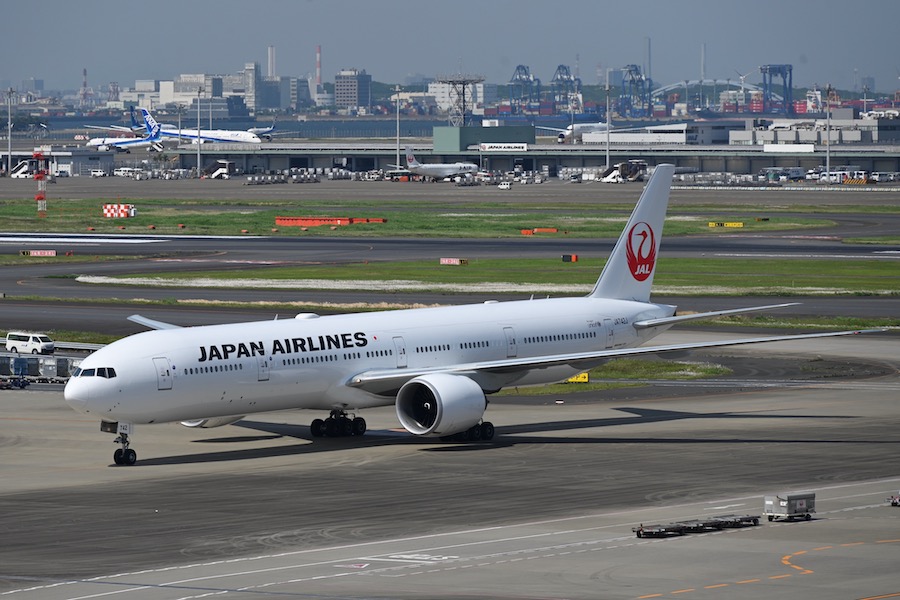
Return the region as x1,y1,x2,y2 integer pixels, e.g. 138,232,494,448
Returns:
1,332,898,599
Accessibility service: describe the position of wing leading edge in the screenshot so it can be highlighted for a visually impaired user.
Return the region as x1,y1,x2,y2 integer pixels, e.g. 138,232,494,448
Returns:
348,328,878,396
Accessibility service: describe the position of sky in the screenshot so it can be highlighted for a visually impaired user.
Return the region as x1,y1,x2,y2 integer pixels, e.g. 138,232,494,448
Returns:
3,0,898,95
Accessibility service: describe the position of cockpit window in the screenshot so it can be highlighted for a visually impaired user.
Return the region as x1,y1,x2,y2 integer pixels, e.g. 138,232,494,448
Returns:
73,367,116,378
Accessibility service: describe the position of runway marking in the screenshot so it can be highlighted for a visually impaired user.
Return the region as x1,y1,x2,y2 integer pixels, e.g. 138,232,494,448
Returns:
638,532,900,597
9,481,900,599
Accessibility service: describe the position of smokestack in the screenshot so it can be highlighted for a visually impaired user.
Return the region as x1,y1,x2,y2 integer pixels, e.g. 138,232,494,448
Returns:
268,45,275,78
316,45,322,86
701,42,706,81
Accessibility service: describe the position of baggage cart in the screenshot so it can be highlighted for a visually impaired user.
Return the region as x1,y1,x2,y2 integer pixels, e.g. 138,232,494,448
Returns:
764,493,816,521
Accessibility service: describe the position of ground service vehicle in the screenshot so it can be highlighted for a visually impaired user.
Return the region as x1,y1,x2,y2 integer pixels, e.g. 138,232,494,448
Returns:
5,332,55,355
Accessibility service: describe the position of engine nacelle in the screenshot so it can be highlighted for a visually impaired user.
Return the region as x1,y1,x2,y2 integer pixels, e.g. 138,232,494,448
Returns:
396,373,486,437
180,415,245,428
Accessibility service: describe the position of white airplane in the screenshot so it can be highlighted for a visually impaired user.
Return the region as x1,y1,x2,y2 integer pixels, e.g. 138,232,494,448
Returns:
404,146,478,180
85,123,164,153
140,107,262,144
64,164,874,465
247,119,277,141
537,120,614,144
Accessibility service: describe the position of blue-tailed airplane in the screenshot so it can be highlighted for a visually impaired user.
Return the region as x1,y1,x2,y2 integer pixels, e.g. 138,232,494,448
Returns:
85,122,163,153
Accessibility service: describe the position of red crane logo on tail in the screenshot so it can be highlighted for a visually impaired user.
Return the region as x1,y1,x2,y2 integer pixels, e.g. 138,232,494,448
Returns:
625,222,656,282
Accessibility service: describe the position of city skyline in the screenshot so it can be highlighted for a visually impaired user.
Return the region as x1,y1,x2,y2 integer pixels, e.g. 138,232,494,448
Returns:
3,0,898,96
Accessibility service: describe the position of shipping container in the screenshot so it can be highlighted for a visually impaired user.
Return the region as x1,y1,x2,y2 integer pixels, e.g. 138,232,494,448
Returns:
764,493,816,521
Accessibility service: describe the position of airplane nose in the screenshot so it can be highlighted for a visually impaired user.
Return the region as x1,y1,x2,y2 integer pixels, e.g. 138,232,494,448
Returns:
64,379,90,413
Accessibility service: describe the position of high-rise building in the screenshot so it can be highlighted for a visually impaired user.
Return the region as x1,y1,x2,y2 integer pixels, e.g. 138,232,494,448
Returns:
244,62,260,113
334,69,371,110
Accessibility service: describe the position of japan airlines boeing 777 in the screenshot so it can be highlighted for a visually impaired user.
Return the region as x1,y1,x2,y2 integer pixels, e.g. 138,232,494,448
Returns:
140,107,262,145
64,164,873,465
404,146,478,180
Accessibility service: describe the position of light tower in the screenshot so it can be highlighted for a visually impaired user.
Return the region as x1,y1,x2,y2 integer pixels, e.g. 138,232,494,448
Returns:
436,73,484,127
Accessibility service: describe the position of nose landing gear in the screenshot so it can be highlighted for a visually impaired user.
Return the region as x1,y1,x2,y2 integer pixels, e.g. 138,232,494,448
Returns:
113,431,137,465
101,421,137,465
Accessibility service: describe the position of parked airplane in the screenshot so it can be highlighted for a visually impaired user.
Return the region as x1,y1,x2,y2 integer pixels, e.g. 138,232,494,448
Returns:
247,119,277,141
537,120,614,143
140,107,262,144
64,164,874,465
404,146,478,180
85,123,164,153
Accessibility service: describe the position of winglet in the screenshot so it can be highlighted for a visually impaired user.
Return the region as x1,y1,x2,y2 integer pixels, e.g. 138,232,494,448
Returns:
589,164,675,302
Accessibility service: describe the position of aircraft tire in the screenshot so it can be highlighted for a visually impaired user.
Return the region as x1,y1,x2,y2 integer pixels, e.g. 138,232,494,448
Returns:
340,418,353,436
480,422,495,440
353,418,367,436
310,418,325,437
324,418,337,437
123,449,137,465
113,448,124,465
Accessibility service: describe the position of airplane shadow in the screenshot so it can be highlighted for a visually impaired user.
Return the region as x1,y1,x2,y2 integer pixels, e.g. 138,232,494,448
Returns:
129,406,864,466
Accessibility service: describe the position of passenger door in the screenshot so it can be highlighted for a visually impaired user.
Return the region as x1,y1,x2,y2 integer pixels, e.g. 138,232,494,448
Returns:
152,357,173,390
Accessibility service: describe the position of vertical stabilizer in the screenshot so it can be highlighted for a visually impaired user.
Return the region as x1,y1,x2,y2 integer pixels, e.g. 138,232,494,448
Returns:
405,146,420,168
589,164,675,301
140,107,159,136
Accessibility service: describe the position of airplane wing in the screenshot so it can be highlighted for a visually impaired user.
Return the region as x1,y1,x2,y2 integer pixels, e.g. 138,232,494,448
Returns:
127,314,183,330
348,328,877,396
84,124,140,134
632,302,800,329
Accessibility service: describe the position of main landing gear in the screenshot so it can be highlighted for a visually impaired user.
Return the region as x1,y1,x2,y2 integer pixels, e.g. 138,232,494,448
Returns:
113,431,137,466
441,421,495,442
310,410,367,438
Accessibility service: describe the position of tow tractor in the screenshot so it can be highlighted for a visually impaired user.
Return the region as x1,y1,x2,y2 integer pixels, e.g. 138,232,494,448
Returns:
887,493,900,507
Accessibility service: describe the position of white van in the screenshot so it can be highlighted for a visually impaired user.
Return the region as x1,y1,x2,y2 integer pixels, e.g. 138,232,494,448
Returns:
497,181,512,190
5,332,55,354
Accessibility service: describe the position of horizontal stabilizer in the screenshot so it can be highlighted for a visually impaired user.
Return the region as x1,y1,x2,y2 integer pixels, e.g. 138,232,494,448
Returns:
127,314,182,330
633,303,801,329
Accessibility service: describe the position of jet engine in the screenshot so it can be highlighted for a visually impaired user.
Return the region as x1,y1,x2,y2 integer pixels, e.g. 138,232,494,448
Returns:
396,373,486,437
180,416,245,428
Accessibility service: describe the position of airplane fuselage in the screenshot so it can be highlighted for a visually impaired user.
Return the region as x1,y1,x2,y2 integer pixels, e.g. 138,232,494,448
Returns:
164,129,262,144
65,297,671,425
407,163,478,179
